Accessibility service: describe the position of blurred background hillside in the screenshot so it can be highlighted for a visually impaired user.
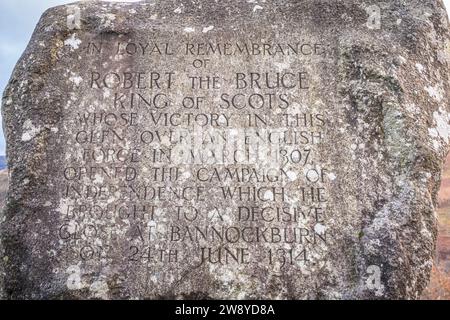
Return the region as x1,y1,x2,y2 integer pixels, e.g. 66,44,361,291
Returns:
0,154,449,299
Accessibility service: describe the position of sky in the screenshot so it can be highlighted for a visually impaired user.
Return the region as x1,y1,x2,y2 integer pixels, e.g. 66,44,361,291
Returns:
0,0,450,156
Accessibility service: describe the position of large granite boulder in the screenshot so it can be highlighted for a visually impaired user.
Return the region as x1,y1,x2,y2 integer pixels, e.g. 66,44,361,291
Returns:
1,0,450,299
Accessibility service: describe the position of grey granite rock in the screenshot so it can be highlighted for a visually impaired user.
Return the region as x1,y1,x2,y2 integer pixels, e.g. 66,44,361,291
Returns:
1,0,450,300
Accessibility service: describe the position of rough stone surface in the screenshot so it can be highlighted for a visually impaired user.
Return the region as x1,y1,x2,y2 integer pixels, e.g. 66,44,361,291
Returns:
1,0,450,300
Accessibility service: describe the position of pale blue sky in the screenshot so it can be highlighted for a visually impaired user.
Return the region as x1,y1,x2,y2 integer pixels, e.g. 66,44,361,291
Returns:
0,0,449,156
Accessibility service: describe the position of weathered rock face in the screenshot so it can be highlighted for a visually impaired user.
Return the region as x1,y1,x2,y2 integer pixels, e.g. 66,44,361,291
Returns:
1,0,450,300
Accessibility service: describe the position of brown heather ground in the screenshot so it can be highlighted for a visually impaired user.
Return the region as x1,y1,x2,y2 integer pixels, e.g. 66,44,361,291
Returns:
0,159,448,299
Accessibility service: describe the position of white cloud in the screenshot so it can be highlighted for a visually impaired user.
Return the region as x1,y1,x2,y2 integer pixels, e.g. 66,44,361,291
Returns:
445,0,450,13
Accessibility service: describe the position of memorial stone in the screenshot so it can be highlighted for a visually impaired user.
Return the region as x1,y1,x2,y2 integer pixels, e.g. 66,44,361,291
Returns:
1,0,450,299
